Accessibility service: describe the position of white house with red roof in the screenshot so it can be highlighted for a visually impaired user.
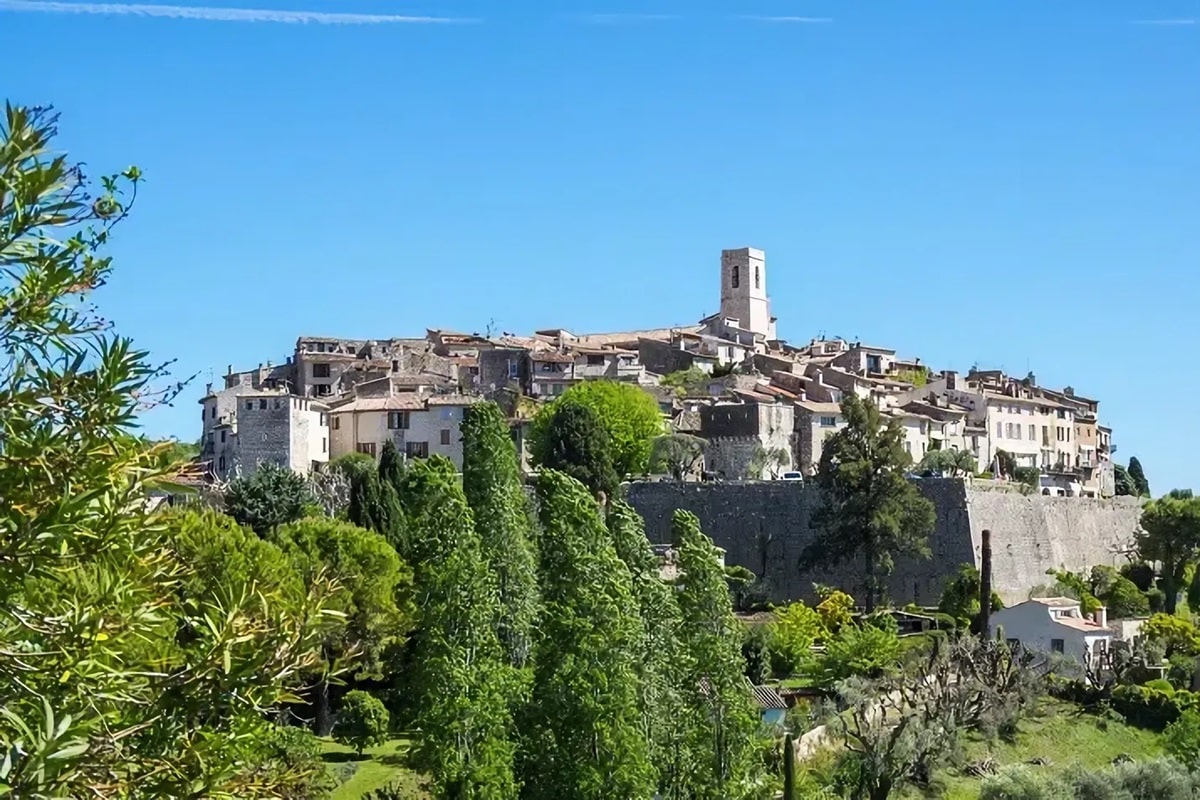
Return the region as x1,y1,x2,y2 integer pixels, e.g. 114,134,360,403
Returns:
987,596,1112,668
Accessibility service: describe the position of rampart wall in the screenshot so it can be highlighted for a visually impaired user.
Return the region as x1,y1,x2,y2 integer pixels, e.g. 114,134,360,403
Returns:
624,479,1143,605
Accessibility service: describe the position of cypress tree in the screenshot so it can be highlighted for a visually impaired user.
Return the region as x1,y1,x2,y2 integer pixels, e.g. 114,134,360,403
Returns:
376,441,407,555
404,457,517,799
672,509,765,800
607,500,687,799
1128,456,1151,498
347,469,383,533
522,471,654,800
461,402,540,669
533,401,619,497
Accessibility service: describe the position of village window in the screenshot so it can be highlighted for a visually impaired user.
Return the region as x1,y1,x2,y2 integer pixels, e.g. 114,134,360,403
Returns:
316,384,332,397
1051,639,1065,654
406,441,429,459
391,360,399,372
210,406,216,419
586,354,605,366
508,361,520,377
754,265,760,288
996,422,1003,438
312,363,331,379
819,416,837,427
218,456,226,472
317,343,326,353
356,442,377,458
333,416,341,430
319,413,327,426
259,399,267,410
220,430,226,443
731,265,740,288
440,429,451,445
387,411,410,430
1028,424,1036,441
322,437,327,453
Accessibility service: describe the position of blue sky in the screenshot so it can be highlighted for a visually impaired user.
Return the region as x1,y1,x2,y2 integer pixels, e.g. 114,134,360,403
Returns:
2,0,1197,493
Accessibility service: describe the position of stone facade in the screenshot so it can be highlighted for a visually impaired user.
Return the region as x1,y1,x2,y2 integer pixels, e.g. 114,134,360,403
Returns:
625,479,1142,606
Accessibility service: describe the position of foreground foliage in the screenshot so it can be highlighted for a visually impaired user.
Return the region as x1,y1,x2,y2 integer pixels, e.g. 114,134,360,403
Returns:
0,102,338,797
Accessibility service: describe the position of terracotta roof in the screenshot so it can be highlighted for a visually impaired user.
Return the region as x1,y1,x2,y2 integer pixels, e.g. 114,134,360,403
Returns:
1054,616,1107,632
796,401,843,415
330,395,427,412
531,350,575,363
425,394,483,406
1030,596,1084,608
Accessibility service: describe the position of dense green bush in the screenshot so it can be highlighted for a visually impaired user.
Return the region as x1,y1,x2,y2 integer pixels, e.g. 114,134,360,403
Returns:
334,690,391,755
982,758,1200,800
1111,684,1200,730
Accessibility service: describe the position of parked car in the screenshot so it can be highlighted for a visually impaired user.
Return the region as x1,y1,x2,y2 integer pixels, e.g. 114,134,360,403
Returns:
779,471,804,481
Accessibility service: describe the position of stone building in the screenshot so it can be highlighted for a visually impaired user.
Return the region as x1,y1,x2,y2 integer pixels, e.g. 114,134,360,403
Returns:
199,383,329,481
701,393,795,479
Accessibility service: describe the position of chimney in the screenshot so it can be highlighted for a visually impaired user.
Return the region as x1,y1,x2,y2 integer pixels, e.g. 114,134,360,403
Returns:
226,364,233,375
1093,607,1107,628
1064,386,1075,397
266,359,272,368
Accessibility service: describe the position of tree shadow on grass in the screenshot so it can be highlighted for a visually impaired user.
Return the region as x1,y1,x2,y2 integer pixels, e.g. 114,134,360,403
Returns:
322,751,371,764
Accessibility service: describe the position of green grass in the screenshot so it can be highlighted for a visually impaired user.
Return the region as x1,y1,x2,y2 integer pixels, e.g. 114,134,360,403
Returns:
899,699,1165,799
320,737,429,800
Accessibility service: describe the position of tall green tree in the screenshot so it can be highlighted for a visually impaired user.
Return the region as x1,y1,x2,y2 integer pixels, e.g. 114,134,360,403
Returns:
348,468,385,533
607,500,687,798
403,457,517,799
672,510,765,800
1128,456,1151,497
530,400,620,497
1114,463,1138,496
461,402,540,670
224,461,312,535
530,379,664,477
0,102,334,797
272,517,415,735
800,394,936,612
1136,491,1200,615
522,471,654,800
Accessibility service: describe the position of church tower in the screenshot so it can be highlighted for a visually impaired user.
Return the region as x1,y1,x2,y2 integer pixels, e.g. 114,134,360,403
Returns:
719,247,775,339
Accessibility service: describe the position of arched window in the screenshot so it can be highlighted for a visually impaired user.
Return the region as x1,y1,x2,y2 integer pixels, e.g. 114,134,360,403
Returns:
755,266,761,289
731,265,740,288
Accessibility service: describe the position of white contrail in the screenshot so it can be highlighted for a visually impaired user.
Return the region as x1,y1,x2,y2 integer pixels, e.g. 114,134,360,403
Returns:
0,0,478,24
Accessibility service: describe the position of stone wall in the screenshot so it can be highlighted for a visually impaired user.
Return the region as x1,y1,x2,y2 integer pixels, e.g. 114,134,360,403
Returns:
625,479,1142,606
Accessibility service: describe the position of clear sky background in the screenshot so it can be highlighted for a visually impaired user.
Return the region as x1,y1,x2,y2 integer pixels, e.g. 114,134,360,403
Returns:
2,0,1197,492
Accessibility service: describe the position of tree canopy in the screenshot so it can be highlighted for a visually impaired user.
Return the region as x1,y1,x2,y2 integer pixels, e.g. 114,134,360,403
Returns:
1128,456,1151,497
0,103,335,797
529,399,620,496
530,380,664,478
224,461,312,535
1136,491,1200,614
800,394,936,612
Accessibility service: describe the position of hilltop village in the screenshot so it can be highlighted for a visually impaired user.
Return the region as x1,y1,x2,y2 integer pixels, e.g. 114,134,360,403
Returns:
199,246,1116,498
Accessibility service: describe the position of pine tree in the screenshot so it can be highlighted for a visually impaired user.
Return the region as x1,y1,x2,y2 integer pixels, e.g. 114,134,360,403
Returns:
522,471,654,800
403,457,517,799
1128,456,1151,498
607,500,687,798
461,402,540,670
672,509,765,800
800,394,936,612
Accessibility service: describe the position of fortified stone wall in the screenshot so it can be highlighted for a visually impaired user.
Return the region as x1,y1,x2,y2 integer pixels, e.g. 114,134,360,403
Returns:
625,479,1142,606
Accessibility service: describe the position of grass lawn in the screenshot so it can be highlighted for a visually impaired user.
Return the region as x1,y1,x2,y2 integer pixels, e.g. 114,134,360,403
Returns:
898,698,1165,799
320,737,429,800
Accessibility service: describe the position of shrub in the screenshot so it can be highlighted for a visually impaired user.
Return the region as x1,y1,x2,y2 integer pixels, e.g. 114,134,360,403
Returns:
1146,679,1177,694
805,622,901,685
771,601,825,675
256,725,336,797
1164,710,1200,768
815,590,854,634
224,461,313,535
980,765,1071,800
1111,684,1200,730
334,690,390,755
1122,563,1157,593
742,626,772,685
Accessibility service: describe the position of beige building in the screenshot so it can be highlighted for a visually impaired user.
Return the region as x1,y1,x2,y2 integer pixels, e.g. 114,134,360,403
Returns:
793,400,846,475
328,390,481,468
